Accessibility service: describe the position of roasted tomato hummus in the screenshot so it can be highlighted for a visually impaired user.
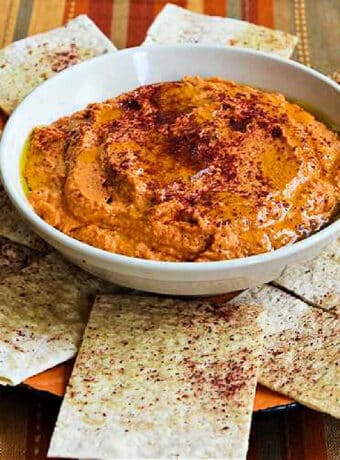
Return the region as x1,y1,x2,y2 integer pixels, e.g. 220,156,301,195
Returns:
23,77,340,261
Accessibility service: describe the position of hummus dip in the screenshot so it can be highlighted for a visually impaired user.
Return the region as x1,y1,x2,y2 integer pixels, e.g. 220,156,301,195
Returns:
23,77,340,261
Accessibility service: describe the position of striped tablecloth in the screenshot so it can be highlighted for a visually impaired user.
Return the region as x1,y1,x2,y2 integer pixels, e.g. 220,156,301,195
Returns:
0,1,339,459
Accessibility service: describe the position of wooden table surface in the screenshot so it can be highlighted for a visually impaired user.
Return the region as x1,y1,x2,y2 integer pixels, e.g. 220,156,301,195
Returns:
0,1,339,459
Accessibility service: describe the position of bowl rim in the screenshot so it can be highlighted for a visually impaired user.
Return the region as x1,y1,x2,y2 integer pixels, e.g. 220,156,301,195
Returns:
1,44,339,273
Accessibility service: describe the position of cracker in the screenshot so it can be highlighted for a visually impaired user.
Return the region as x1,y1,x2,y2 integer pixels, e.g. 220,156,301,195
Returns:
0,15,116,114
49,295,264,459
143,4,298,58
0,186,48,252
0,252,119,385
230,285,340,418
0,236,39,279
274,239,340,316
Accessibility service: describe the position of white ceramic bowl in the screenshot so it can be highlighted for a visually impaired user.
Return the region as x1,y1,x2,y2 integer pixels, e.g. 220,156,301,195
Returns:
1,45,339,295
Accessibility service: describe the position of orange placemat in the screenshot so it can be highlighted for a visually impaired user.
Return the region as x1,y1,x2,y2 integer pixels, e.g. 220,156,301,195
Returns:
24,361,294,411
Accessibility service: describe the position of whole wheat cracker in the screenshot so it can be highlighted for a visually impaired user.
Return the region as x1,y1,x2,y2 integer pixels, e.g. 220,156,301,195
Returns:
230,284,340,418
274,239,340,316
0,236,39,279
0,15,116,115
0,186,48,252
0,252,119,385
142,4,298,58
49,295,265,459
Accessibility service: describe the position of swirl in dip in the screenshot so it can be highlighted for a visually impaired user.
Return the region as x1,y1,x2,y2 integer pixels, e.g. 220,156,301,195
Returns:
23,77,340,261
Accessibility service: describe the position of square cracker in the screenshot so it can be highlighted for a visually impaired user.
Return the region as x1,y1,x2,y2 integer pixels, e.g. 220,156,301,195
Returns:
274,239,340,316
0,236,39,279
0,15,116,115
49,295,265,459
0,186,48,252
230,285,340,418
0,252,119,385
142,4,298,58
